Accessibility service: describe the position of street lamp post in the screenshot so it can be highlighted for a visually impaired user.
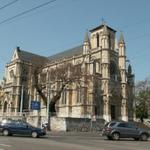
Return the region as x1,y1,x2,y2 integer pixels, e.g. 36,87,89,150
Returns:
20,85,24,116
47,70,51,130
47,86,50,130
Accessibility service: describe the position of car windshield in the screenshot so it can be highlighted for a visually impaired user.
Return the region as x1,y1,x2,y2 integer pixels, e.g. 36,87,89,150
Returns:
18,121,35,128
109,122,116,127
104,122,116,127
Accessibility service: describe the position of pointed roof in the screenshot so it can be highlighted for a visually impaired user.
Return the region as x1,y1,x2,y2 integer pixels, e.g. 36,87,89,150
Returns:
13,47,49,65
11,45,83,65
128,64,132,74
48,45,83,62
119,32,125,44
11,47,19,61
84,31,90,43
90,24,116,33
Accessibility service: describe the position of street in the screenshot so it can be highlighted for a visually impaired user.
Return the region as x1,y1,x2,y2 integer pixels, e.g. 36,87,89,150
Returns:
0,132,149,150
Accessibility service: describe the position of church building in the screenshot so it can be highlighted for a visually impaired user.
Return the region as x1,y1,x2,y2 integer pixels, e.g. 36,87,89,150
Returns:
0,23,135,122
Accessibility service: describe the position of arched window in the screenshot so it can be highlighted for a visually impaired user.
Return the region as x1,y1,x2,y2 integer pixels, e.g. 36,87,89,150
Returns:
4,101,8,112
96,33,99,47
110,61,118,81
62,89,67,104
109,34,111,49
77,87,84,103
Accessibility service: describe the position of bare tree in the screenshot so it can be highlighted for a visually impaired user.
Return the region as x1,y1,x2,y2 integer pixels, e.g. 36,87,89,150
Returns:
0,85,4,109
33,62,83,113
34,66,47,105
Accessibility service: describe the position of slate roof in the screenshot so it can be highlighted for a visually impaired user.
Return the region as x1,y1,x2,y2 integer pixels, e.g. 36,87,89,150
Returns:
17,48,49,65
48,45,83,62
16,45,83,64
90,24,116,32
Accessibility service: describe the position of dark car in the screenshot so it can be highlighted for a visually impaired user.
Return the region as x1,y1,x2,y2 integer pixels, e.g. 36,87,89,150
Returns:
0,119,46,138
102,121,150,141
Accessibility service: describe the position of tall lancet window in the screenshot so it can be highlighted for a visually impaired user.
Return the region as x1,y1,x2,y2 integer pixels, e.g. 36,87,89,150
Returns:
96,33,99,47
109,34,111,49
62,89,67,104
77,87,84,103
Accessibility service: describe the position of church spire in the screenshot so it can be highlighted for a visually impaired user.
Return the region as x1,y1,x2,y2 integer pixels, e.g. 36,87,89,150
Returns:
101,23,109,49
84,30,90,43
115,37,119,50
119,32,125,44
128,64,132,75
83,30,90,54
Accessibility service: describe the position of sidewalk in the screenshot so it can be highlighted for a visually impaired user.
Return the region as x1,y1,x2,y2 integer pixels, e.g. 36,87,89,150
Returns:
46,131,101,137
46,131,150,141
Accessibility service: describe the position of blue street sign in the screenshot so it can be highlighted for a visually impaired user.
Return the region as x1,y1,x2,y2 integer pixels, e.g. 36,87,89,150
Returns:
31,101,40,110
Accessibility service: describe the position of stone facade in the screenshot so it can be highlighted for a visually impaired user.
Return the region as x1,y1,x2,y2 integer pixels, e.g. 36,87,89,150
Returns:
0,23,135,122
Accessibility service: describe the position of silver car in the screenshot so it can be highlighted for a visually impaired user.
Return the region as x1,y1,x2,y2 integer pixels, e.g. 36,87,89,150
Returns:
102,121,150,141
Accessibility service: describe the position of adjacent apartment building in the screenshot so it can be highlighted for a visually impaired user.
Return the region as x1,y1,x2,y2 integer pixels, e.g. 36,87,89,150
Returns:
0,23,135,122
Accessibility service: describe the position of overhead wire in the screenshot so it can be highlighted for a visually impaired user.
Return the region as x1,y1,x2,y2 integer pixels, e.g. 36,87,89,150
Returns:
0,0,57,25
0,0,149,61
0,0,19,11
121,18,150,30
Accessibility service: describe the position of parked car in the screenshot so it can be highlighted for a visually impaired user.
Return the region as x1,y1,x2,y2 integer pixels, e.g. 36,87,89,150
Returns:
0,119,46,138
102,121,150,141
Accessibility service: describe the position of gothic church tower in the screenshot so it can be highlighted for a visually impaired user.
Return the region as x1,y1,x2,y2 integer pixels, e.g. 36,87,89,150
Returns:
101,25,111,121
118,33,128,121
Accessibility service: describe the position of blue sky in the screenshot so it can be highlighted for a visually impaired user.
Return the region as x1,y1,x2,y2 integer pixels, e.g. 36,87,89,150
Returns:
0,0,150,81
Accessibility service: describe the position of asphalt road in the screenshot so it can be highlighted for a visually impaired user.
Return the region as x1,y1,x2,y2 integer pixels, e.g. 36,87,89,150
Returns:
0,132,150,150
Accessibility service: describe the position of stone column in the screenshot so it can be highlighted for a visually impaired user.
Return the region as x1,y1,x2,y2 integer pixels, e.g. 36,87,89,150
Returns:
103,95,111,122
121,98,128,121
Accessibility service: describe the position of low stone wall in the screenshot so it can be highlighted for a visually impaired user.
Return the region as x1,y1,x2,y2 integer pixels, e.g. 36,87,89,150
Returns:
50,117,67,131
0,115,105,132
66,117,105,132
49,117,105,132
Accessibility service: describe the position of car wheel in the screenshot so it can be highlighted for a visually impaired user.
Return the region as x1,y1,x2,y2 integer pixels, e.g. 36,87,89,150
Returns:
112,132,120,140
3,129,9,136
32,131,38,138
140,134,148,141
